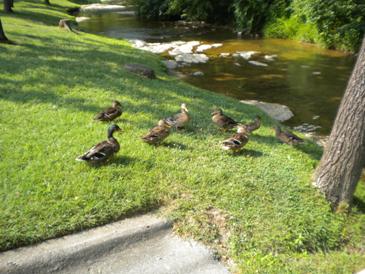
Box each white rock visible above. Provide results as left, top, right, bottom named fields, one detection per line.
left=192, top=71, right=204, bottom=76
left=301, top=65, right=310, bottom=69
left=162, top=60, right=178, bottom=70
left=80, top=4, right=126, bottom=13
left=240, top=100, right=294, bottom=122
left=75, top=17, right=90, bottom=23
left=175, top=53, right=209, bottom=64
left=237, top=51, right=258, bottom=60
left=264, top=54, right=277, bottom=61
left=168, top=41, right=201, bottom=56
left=196, top=44, right=213, bottom=52
left=219, top=53, right=230, bottom=57
left=211, top=43, right=223, bottom=48
left=248, top=60, right=268, bottom=67
left=312, top=71, right=321, bottom=75
left=234, top=62, right=241, bottom=67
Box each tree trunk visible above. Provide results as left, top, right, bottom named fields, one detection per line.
left=45, top=0, right=50, bottom=5
left=4, top=0, right=13, bottom=13
left=0, top=19, right=9, bottom=42
left=314, top=36, right=365, bottom=208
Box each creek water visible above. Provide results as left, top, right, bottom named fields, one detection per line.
left=78, top=9, right=356, bottom=134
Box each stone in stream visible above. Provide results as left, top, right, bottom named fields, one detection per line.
left=162, top=60, right=178, bottom=70
left=240, top=100, right=294, bottom=122
left=80, top=4, right=127, bottom=13
left=192, top=71, right=204, bottom=77
left=264, top=54, right=277, bottom=61
left=174, top=53, right=209, bottom=64
left=236, top=51, right=258, bottom=60
left=168, top=41, right=200, bottom=56
left=312, top=71, right=321, bottom=75
left=76, top=17, right=90, bottom=23
left=195, top=43, right=223, bottom=52
left=124, top=64, right=156, bottom=79
left=219, top=53, right=230, bottom=57
left=248, top=60, right=268, bottom=67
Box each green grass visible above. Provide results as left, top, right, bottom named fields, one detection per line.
left=1, top=1, right=364, bottom=272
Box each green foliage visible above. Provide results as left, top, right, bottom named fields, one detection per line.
left=0, top=0, right=364, bottom=272
left=266, top=0, right=365, bottom=52
left=134, top=0, right=364, bottom=52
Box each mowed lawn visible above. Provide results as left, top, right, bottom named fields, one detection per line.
left=0, top=1, right=364, bottom=273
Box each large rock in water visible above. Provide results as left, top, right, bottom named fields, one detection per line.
left=124, top=63, right=156, bottom=79
left=240, top=100, right=294, bottom=122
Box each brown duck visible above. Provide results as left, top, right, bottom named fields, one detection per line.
left=243, top=115, right=261, bottom=133
left=275, top=126, right=303, bottom=145
left=142, top=119, right=173, bottom=145
left=211, top=108, right=238, bottom=130
left=76, top=124, right=122, bottom=164
left=166, top=103, right=190, bottom=129
left=221, top=125, right=249, bottom=152
left=94, top=100, right=122, bottom=122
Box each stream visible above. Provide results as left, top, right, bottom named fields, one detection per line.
left=78, top=4, right=356, bottom=135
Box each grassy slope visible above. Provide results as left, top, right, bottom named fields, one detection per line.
left=0, top=1, right=364, bottom=272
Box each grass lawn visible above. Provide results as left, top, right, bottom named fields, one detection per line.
left=0, top=1, right=364, bottom=272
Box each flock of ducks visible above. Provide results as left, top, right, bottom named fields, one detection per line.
left=76, top=100, right=304, bottom=164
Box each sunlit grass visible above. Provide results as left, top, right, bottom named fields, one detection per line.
left=0, top=1, right=364, bottom=272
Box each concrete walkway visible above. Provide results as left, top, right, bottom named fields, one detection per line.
left=0, top=214, right=230, bottom=274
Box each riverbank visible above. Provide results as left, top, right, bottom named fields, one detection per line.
left=0, top=1, right=364, bottom=273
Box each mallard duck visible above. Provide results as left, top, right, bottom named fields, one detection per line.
left=211, top=108, right=238, bottom=130
left=94, top=100, right=122, bottom=122
left=221, top=125, right=249, bottom=152
left=142, top=119, right=173, bottom=145
left=76, top=124, right=122, bottom=164
left=243, top=115, right=261, bottom=133
left=275, top=126, right=303, bottom=145
left=166, top=103, right=190, bottom=129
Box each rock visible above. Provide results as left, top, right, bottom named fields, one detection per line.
left=195, top=43, right=222, bottom=52
left=312, top=71, right=321, bottom=75
left=264, top=54, right=277, bottom=61
left=124, top=63, right=156, bottom=79
left=175, top=53, right=209, bottom=64
left=75, top=17, right=90, bottom=23
left=240, top=100, right=294, bottom=122
left=168, top=41, right=200, bottom=56
left=301, top=65, right=310, bottom=69
left=312, top=115, right=320, bottom=120
left=80, top=4, right=127, bottom=13
left=219, top=53, right=230, bottom=57
left=234, top=62, right=241, bottom=67
left=294, top=123, right=321, bottom=133
left=192, top=71, right=204, bottom=77
left=236, top=51, right=258, bottom=60
left=162, top=60, right=178, bottom=70
left=248, top=60, right=268, bottom=67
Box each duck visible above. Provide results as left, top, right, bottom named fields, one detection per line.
left=142, top=119, right=174, bottom=145
left=76, top=124, right=122, bottom=164
left=94, top=100, right=122, bottom=122
left=243, top=115, right=261, bottom=133
left=211, top=108, right=238, bottom=130
left=274, top=126, right=303, bottom=145
left=221, top=125, right=249, bottom=152
left=166, top=103, right=190, bottom=129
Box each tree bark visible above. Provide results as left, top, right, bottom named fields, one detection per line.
left=314, top=36, right=365, bottom=208
left=0, top=19, right=9, bottom=42
left=45, top=0, right=50, bottom=5
left=4, top=0, right=13, bottom=13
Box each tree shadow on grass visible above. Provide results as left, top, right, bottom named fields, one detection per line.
left=113, top=155, right=138, bottom=166
left=295, top=142, right=323, bottom=161
left=227, top=148, right=264, bottom=158
left=353, top=196, right=365, bottom=213
left=251, top=134, right=280, bottom=146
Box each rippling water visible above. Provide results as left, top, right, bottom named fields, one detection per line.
left=79, top=10, right=356, bottom=134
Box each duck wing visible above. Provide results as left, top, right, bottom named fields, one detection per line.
left=94, top=107, right=122, bottom=121
left=76, top=140, right=116, bottom=162
left=142, top=126, right=170, bottom=144
left=245, top=118, right=261, bottom=133
left=222, top=133, right=248, bottom=150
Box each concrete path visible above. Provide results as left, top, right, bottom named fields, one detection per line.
left=0, top=214, right=230, bottom=274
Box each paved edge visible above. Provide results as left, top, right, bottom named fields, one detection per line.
left=0, top=214, right=172, bottom=274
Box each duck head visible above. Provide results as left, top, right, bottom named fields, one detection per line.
left=237, top=125, right=248, bottom=134
left=108, top=124, right=122, bottom=138
left=181, top=103, right=189, bottom=113
left=112, top=100, right=122, bottom=108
